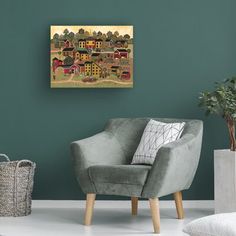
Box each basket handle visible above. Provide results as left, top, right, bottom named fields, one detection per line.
left=14, top=159, right=35, bottom=216
left=16, top=159, right=34, bottom=168
left=0, top=154, right=10, bottom=162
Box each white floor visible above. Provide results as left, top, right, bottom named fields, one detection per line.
left=0, top=201, right=214, bottom=236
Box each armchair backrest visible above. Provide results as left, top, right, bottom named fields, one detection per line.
left=105, top=118, right=201, bottom=164
left=105, top=118, right=148, bottom=164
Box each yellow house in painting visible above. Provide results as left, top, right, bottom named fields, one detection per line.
left=62, top=47, right=74, bottom=57
left=92, top=62, right=102, bottom=76
left=85, top=61, right=92, bottom=75
left=85, top=61, right=101, bottom=77
left=78, top=39, right=86, bottom=48
left=95, top=39, right=103, bottom=48
left=85, top=38, right=96, bottom=49
left=76, top=50, right=90, bottom=61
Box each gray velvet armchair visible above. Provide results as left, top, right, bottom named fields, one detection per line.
left=71, top=118, right=203, bottom=233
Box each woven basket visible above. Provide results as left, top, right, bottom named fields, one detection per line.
left=0, top=154, right=36, bottom=217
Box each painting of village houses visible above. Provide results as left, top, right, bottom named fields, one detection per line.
left=50, top=26, right=133, bottom=88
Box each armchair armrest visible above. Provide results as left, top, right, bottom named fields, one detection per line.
left=142, top=129, right=203, bottom=198
left=71, top=131, right=125, bottom=194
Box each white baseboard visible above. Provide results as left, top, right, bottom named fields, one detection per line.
left=32, top=200, right=214, bottom=209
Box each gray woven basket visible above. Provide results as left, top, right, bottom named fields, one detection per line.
left=0, top=154, right=36, bottom=217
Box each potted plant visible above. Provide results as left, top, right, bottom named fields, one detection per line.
left=199, top=77, right=236, bottom=213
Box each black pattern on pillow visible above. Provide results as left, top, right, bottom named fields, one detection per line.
left=131, top=119, right=185, bottom=165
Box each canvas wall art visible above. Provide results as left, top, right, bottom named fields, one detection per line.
left=50, top=25, right=133, bottom=88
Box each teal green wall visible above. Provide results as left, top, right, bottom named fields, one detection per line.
left=0, top=0, right=236, bottom=200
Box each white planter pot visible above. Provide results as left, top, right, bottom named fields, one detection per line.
left=214, top=149, right=236, bottom=213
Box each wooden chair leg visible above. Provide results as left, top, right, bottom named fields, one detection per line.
left=84, top=193, right=96, bottom=225
left=131, top=197, right=138, bottom=215
left=149, top=198, right=161, bottom=234
left=173, top=191, right=184, bottom=219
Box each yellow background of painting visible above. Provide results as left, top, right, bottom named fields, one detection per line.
left=50, top=25, right=133, bottom=39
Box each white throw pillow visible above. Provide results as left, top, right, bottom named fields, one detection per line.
left=131, top=119, right=185, bottom=165
left=183, top=213, right=236, bottom=236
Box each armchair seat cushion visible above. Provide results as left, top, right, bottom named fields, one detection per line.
left=88, top=164, right=151, bottom=185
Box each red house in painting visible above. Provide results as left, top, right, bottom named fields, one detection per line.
left=78, top=64, right=85, bottom=73
left=62, top=64, right=85, bottom=75
left=52, top=57, right=63, bottom=72
left=64, top=39, right=70, bottom=48
left=62, top=65, right=77, bottom=74
left=62, top=65, right=71, bottom=74
left=121, top=71, right=131, bottom=80
left=114, top=49, right=128, bottom=59
left=69, top=65, right=79, bottom=74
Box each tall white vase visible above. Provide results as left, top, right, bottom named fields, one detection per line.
left=214, top=149, right=236, bottom=213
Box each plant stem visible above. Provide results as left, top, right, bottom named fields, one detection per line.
left=226, top=116, right=236, bottom=151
